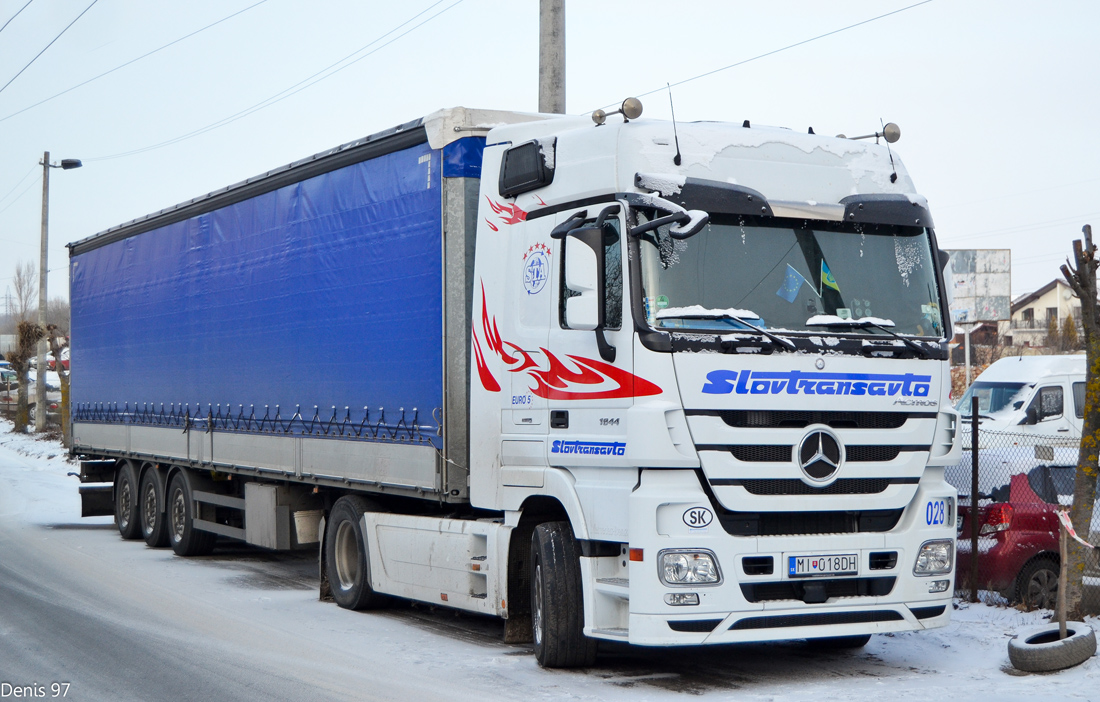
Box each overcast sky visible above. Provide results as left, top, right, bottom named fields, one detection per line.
left=0, top=0, right=1095, bottom=309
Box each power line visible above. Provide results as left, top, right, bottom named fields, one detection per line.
left=942, top=211, right=1100, bottom=243
left=0, top=0, right=98, bottom=97
left=88, top=0, right=464, bottom=162
left=0, top=0, right=270, bottom=124
left=0, top=165, right=38, bottom=209
left=0, top=0, right=34, bottom=37
left=596, top=0, right=933, bottom=111
left=0, top=174, right=41, bottom=217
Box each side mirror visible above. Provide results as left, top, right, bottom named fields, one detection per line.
left=1024, top=406, right=1038, bottom=425
left=564, top=232, right=602, bottom=331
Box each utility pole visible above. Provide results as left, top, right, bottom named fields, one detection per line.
left=36, top=151, right=49, bottom=431
left=538, top=0, right=565, bottom=114
left=36, top=151, right=81, bottom=432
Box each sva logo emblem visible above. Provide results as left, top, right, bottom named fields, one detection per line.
left=683, top=507, right=713, bottom=529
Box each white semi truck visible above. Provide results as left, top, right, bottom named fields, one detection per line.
left=69, top=102, right=960, bottom=667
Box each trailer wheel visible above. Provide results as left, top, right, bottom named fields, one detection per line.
left=324, top=496, right=385, bottom=610
left=167, top=472, right=216, bottom=557
left=139, top=467, right=169, bottom=548
left=530, top=521, right=597, bottom=668
left=114, top=461, right=142, bottom=540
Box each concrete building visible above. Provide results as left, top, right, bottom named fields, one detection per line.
left=1005, top=278, right=1080, bottom=348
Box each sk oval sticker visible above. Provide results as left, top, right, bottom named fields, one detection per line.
left=683, top=507, right=714, bottom=529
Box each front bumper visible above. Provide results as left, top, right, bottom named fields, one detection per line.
left=613, top=469, right=955, bottom=646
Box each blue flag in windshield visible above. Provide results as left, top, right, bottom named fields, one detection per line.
left=776, top=264, right=805, bottom=303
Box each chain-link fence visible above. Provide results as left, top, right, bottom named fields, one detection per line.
left=946, top=428, right=1100, bottom=611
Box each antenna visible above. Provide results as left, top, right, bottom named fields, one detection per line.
left=667, top=83, right=682, bottom=166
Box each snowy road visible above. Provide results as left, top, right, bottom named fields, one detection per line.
left=1, top=424, right=1098, bottom=701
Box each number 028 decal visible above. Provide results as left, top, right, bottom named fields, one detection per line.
left=925, top=499, right=947, bottom=526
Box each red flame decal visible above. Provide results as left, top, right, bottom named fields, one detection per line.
left=474, top=283, right=663, bottom=400
left=486, top=197, right=528, bottom=225
left=484, top=218, right=499, bottom=232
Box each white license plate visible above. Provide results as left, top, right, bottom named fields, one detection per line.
left=788, top=553, right=858, bottom=578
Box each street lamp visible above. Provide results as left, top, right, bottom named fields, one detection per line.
left=36, top=151, right=82, bottom=432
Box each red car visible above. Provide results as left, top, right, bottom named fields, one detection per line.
left=952, top=452, right=1075, bottom=609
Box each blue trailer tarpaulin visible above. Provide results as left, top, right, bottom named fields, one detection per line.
left=70, top=142, right=444, bottom=448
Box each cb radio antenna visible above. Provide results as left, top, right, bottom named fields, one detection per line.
left=667, top=83, right=682, bottom=166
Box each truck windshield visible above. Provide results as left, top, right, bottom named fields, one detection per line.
left=956, top=381, right=1030, bottom=417
left=637, top=212, right=945, bottom=338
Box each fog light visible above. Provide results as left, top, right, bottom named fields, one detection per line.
left=928, top=579, right=950, bottom=593
left=664, top=592, right=700, bottom=606
left=658, top=549, right=721, bottom=585
left=914, top=539, right=953, bottom=576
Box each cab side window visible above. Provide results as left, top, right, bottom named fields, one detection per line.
left=559, top=219, right=622, bottom=330
left=1073, top=382, right=1085, bottom=419
left=1028, top=385, right=1064, bottom=421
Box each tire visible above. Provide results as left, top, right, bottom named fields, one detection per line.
left=1008, top=622, right=1096, bottom=672
left=166, top=472, right=216, bottom=557
left=806, top=634, right=872, bottom=649
left=530, top=521, right=597, bottom=668
left=324, top=496, right=385, bottom=610
left=139, top=466, right=169, bottom=548
left=1016, top=557, right=1059, bottom=611
left=114, top=461, right=142, bottom=540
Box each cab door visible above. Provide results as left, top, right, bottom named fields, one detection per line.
left=544, top=205, right=639, bottom=467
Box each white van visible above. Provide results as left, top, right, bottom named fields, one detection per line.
left=956, top=355, right=1085, bottom=437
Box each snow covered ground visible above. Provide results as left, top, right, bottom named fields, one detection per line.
left=2, top=419, right=1099, bottom=701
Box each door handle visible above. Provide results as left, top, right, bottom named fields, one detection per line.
left=551, top=410, right=569, bottom=429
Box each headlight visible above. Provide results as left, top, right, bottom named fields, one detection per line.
left=658, top=549, right=721, bottom=586
left=914, top=539, right=954, bottom=576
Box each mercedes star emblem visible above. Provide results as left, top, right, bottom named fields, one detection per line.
left=798, top=429, right=843, bottom=482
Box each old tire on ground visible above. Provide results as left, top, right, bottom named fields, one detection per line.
left=530, top=521, right=597, bottom=668
left=806, top=634, right=872, bottom=649
left=324, top=495, right=385, bottom=610
left=1016, top=557, right=1059, bottom=610
left=166, top=472, right=216, bottom=557
left=139, top=466, right=169, bottom=548
left=115, top=461, right=142, bottom=540
left=1008, top=622, right=1096, bottom=672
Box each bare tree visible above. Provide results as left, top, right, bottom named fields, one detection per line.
left=46, top=296, right=69, bottom=335
left=11, top=261, right=36, bottom=321
left=8, top=320, right=43, bottom=433
left=47, top=324, right=70, bottom=445
left=1059, top=223, right=1099, bottom=617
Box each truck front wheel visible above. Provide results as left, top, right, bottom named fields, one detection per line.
left=114, top=461, right=142, bottom=540
left=166, top=472, right=216, bottom=557
left=324, top=496, right=385, bottom=610
left=530, top=521, right=597, bottom=668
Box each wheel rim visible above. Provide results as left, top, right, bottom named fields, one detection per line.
left=1027, top=568, right=1058, bottom=610
left=118, top=477, right=132, bottom=529
left=334, top=521, right=360, bottom=591
left=532, top=562, right=544, bottom=646
left=142, top=481, right=157, bottom=536
left=170, top=488, right=186, bottom=543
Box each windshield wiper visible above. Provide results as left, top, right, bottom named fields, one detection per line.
left=661, top=314, right=796, bottom=351
left=806, top=318, right=931, bottom=358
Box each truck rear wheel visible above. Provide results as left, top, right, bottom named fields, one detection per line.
left=167, top=472, right=216, bottom=557
left=324, top=496, right=385, bottom=610
left=530, top=521, right=597, bottom=668
left=139, top=467, right=169, bottom=547
left=114, top=461, right=142, bottom=540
